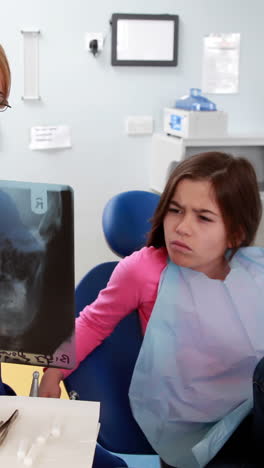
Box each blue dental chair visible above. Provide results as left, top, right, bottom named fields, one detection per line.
left=64, top=190, right=160, bottom=456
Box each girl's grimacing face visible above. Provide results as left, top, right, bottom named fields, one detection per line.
left=163, top=178, right=232, bottom=280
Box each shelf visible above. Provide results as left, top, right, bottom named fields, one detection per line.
left=165, top=134, right=264, bottom=147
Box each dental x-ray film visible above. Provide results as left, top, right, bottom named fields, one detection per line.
left=0, top=180, right=75, bottom=369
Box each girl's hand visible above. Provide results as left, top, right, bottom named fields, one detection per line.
left=38, top=368, right=64, bottom=398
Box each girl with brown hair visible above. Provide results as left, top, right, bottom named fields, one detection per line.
left=40, top=151, right=264, bottom=467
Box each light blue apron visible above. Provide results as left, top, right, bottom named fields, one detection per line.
left=129, top=247, right=264, bottom=468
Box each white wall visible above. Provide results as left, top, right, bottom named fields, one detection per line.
left=1, top=0, right=264, bottom=283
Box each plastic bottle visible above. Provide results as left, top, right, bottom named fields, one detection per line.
left=175, top=88, right=217, bottom=111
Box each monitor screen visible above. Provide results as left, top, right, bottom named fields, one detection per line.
left=0, top=180, right=75, bottom=369
left=111, top=13, right=179, bottom=66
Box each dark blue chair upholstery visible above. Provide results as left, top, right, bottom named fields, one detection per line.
left=102, top=190, right=161, bottom=258
left=0, top=380, right=16, bottom=396
left=64, top=190, right=160, bottom=455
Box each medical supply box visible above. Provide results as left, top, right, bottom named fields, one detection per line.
left=164, top=88, right=228, bottom=138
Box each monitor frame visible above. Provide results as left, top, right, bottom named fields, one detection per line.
left=111, top=13, right=179, bottom=67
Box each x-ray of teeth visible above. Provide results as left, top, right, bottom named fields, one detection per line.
left=0, top=181, right=75, bottom=369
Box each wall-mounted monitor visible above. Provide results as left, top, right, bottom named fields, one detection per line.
left=111, top=13, right=179, bottom=66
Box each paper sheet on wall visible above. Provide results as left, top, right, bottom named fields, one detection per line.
left=29, top=126, right=71, bottom=150
left=202, top=33, right=240, bottom=94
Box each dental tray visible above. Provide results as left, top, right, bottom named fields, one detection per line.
left=0, top=396, right=100, bottom=468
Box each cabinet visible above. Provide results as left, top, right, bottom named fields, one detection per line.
left=150, top=133, right=264, bottom=193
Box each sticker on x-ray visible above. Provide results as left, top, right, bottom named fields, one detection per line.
left=31, top=187, right=48, bottom=214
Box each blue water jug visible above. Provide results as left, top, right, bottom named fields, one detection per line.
left=175, top=88, right=217, bottom=111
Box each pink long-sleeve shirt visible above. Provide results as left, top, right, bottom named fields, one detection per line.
left=62, top=246, right=167, bottom=378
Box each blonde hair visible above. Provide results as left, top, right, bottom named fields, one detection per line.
left=0, top=44, right=11, bottom=99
